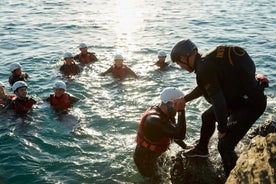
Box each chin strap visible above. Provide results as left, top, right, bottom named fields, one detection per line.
left=165, top=102, right=174, bottom=116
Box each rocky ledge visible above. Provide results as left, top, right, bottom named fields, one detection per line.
left=170, top=118, right=276, bottom=184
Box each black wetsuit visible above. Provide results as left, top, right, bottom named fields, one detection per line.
left=192, top=45, right=267, bottom=176
left=9, top=74, right=27, bottom=86
left=155, top=61, right=169, bottom=70
left=133, top=105, right=186, bottom=180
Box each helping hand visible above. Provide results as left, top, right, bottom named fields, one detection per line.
left=173, top=97, right=186, bottom=111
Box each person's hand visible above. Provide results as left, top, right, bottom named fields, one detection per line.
left=24, top=72, right=29, bottom=79
left=174, top=96, right=185, bottom=111
left=184, top=144, right=194, bottom=149
left=218, top=131, right=226, bottom=139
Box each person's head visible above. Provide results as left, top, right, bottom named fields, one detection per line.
left=171, top=39, right=198, bottom=73
left=10, top=62, right=22, bottom=75
left=158, top=51, right=167, bottom=62
left=0, top=82, right=6, bottom=97
left=53, top=80, right=66, bottom=97
left=114, top=54, right=124, bottom=68
left=160, top=87, right=184, bottom=117
left=63, top=52, right=74, bottom=63
left=12, top=81, right=28, bottom=98
left=79, top=43, right=88, bottom=54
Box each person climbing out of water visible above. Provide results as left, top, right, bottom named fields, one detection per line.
left=170, top=39, right=268, bottom=177
left=100, top=54, right=138, bottom=78
left=0, top=81, right=16, bottom=108
left=5, top=81, right=36, bottom=114
left=155, top=51, right=170, bottom=70
left=45, top=80, right=79, bottom=111
left=133, top=87, right=193, bottom=181
left=60, top=52, right=80, bottom=76
left=8, top=62, right=29, bottom=86
left=74, top=43, right=98, bottom=64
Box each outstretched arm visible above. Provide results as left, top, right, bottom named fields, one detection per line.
left=184, top=86, right=203, bottom=103
left=126, top=67, right=138, bottom=78
left=100, top=67, right=112, bottom=76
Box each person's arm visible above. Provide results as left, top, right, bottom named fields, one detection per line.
left=73, top=54, right=79, bottom=61
left=146, top=110, right=186, bottom=140
left=184, top=86, right=203, bottom=103
left=90, top=52, right=98, bottom=62
left=69, top=95, right=80, bottom=104
left=210, top=90, right=228, bottom=134
left=126, top=67, right=138, bottom=78
left=100, top=67, right=112, bottom=76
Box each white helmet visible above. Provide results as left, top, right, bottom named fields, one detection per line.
left=160, top=87, right=184, bottom=103
left=0, top=81, right=5, bottom=87
left=54, top=81, right=66, bottom=90
left=79, top=43, right=87, bottom=49
left=158, top=51, right=167, bottom=57
left=114, top=54, right=124, bottom=60
left=63, top=52, right=73, bottom=59
left=10, top=62, right=22, bottom=72
left=12, top=81, right=28, bottom=92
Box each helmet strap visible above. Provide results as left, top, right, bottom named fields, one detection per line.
left=165, top=102, right=174, bottom=116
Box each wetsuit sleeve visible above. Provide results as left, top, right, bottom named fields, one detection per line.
left=174, top=139, right=187, bottom=149
left=143, top=110, right=186, bottom=140
left=73, top=54, right=79, bottom=60
left=210, top=90, right=228, bottom=133
left=184, top=86, right=203, bottom=103
left=90, top=52, right=98, bottom=62
left=100, top=67, right=112, bottom=76
left=70, top=95, right=80, bottom=104
left=126, top=67, right=138, bottom=78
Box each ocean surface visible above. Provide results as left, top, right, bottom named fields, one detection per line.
left=0, top=0, right=275, bottom=183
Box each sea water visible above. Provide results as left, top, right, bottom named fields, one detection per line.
left=0, top=0, right=275, bottom=183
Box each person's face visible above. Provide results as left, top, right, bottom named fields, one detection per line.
left=114, top=59, right=123, bottom=67
left=80, top=47, right=88, bottom=54
left=0, top=87, right=6, bottom=97
left=17, top=87, right=27, bottom=98
left=54, top=88, right=65, bottom=97
left=158, top=56, right=166, bottom=62
left=64, top=57, right=73, bottom=64
left=176, top=53, right=196, bottom=73
left=14, top=68, right=22, bottom=75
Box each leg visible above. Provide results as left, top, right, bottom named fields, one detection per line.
left=133, top=145, right=161, bottom=178
left=197, top=106, right=216, bottom=151
left=184, top=106, right=216, bottom=157
left=218, top=98, right=266, bottom=176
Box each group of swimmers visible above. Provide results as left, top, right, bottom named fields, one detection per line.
left=0, top=42, right=171, bottom=114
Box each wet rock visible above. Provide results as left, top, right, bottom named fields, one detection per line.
left=170, top=118, right=276, bottom=184
left=170, top=152, right=224, bottom=184
left=226, top=133, right=276, bottom=184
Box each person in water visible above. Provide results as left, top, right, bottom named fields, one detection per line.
left=60, top=52, right=80, bottom=76
left=100, top=54, right=138, bottom=78
left=155, top=51, right=169, bottom=70
left=5, top=81, right=36, bottom=114
left=170, top=39, right=268, bottom=177
left=0, top=81, right=16, bottom=108
left=133, top=87, right=192, bottom=181
left=45, top=80, right=79, bottom=111
left=74, top=43, right=98, bottom=64
left=8, top=62, right=29, bottom=86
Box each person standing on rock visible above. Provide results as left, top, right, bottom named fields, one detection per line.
left=170, top=39, right=268, bottom=176
left=133, top=87, right=192, bottom=181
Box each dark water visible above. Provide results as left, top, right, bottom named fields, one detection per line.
left=0, top=0, right=275, bottom=183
